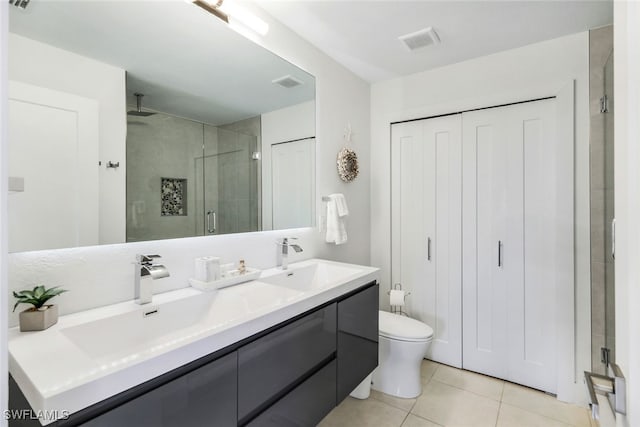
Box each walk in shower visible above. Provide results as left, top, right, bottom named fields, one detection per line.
left=126, top=111, right=260, bottom=242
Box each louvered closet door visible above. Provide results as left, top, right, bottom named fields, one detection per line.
left=391, top=115, right=462, bottom=368
left=462, top=99, right=558, bottom=393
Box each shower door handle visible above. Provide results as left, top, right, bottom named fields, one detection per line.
left=498, top=240, right=503, bottom=267
left=427, top=237, right=432, bottom=261
left=207, top=210, right=216, bottom=234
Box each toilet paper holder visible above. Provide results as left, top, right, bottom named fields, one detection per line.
left=388, top=283, right=411, bottom=316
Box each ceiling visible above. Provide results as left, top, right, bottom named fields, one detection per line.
left=256, top=0, right=613, bottom=83
left=9, top=1, right=314, bottom=125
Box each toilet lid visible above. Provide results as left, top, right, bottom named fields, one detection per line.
left=379, top=311, right=433, bottom=342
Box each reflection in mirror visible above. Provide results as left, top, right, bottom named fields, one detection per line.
left=7, top=1, right=315, bottom=252
left=126, top=108, right=261, bottom=241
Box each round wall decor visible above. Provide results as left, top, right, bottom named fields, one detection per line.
left=337, top=147, right=359, bottom=182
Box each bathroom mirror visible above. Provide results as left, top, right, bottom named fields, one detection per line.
left=7, top=1, right=316, bottom=252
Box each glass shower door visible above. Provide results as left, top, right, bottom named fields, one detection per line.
left=199, top=126, right=259, bottom=236
left=603, top=50, right=615, bottom=365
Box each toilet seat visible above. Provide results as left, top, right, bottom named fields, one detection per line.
left=379, top=311, right=434, bottom=342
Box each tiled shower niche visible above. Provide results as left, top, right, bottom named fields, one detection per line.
left=161, top=178, right=187, bottom=216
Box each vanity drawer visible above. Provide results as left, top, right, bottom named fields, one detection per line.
left=247, top=360, right=336, bottom=427
left=81, top=351, right=237, bottom=427
left=238, top=303, right=337, bottom=423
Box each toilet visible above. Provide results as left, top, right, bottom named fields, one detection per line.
left=371, top=310, right=434, bottom=398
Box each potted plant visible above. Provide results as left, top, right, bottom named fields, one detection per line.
left=13, top=285, right=67, bottom=332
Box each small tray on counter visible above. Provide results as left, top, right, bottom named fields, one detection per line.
left=189, top=267, right=261, bottom=291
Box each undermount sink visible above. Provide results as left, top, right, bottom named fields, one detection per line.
left=61, top=282, right=303, bottom=361
left=259, top=260, right=365, bottom=292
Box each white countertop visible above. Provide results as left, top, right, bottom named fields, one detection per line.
left=8, top=258, right=379, bottom=425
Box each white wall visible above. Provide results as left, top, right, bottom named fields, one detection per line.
left=8, top=33, right=126, bottom=245
left=251, top=4, right=371, bottom=265
left=262, top=100, right=315, bottom=230
left=1, top=2, right=8, bottom=424
left=7, top=228, right=321, bottom=328
left=614, top=1, right=640, bottom=425
left=370, top=32, right=590, bottom=403
left=6, top=3, right=371, bottom=325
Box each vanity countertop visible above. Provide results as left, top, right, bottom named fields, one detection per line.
left=8, top=258, right=379, bottom=425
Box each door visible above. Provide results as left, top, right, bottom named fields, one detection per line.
left=8, top=81, right=99, bottom=252
left=271, top=138, right=315, bottom=230
left=391, top=115, right=462, bottom=368
left=462, top=99, right=558, bottom=393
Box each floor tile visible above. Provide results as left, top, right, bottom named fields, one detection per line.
left=420, top=359, right=440, bottom=383
left=501, top=383, right=591, bottom=427
left=371, top=389, right=417, bottom=412
left=497, top=403, right=574, bottom=427
left=318, top=396, right=408, bottom=427
left=411, top=380, right=500, bottom=427
left=432, top=365, right=504, bottom=401
left=401, top=413, right=442, bottom=427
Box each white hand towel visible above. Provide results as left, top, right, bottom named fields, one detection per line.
left=331, top=193, right=349, bottom=217
left=325, top=193, right=348, bottom=245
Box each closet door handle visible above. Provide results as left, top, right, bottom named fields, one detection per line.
left=427, top=237, right=432, bottom=261
left=612, top=218, right=616, bottom=260
left=498, top=240, right=503, bottom=267
left=207, top=210, right=216, bottom=234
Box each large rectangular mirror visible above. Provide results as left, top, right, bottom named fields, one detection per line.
left=7, top=1, right=316, bottom=252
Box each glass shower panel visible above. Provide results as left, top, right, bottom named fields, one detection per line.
left=202, top=127, right=259, bottom=236
left=603, top=51, right=615, bottom=364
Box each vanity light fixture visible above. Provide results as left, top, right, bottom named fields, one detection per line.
left=9, top=0, right=30, bottom=10
left=190, top=0, right=269, bottom=36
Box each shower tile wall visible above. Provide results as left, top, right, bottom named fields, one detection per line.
left=127, top=112, right=260, bottom=242
left=589, top=25, right=613, bottom=374
left=127, top=114, right=204, bottom=242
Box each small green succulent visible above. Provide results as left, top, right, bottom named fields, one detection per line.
left=13, top=285, right=67, bottom=312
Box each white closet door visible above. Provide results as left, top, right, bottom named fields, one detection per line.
left=391, top=115, right=462, bottom=368
left=507, top=100, right=558, bottom=393
left=461, top=107, right=511, bottom=380
left=462, top=99, right=558, bottom=393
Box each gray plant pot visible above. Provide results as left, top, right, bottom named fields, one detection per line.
left=19, top=305, right=58, bottom=332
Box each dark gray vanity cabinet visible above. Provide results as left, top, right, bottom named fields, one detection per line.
left=10, top=281, right=379, bottom=427
left=247, top=360, right=337, bottom=427
left=80, top=351, right=237, bottom=427
left=238, top=304, right=337, bottom=424
left=337, top=283, right=379, bottom=401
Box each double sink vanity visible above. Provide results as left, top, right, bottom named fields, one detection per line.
left=9, top=259, right=379, bottom=426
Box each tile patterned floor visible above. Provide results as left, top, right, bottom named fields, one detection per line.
left=319, top=360, right=598, bottom=427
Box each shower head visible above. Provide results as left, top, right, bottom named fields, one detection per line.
left=127, top=93, right=156, bottom=117
left=9, top=0, right=30, bottom=10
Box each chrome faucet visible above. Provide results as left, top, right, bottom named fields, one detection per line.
left=277, top=238, right=303, bottom=270
left=134, top=254, right=170, bottom=305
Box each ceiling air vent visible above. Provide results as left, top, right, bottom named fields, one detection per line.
left=272, top=75, right=303, bottom=89
left=398, top=27, right=441, bottom=52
